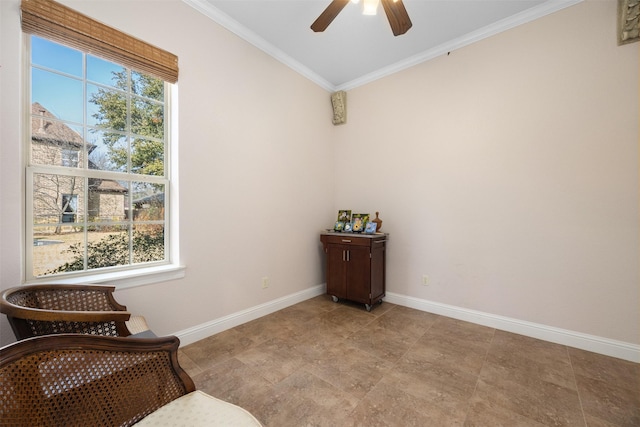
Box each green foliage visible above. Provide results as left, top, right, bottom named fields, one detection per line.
left=48, top=231, right=164, bottom=274
left=89, top=70, right=165, bottom=176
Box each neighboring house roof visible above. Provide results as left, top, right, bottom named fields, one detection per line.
left=134, top=193, right=164, bottom=207
left=90, top=178, right=128, bottom=193
left=32, top=102, right=127, bottom=194
left=31, top=102, right=93, bottom=150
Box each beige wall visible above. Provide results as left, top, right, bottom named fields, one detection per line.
left=0, top=0, right=335, bottom=344
left=1, top=0, right=638, bottom=350
left=334, top=0, right=639, bottom=344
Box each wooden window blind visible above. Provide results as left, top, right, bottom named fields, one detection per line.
left=21, top=0, right=178, bottom=83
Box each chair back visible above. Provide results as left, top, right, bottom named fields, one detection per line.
left=0, top=334, right=194, bottom=427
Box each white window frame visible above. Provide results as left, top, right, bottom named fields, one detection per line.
left=24, top=35, right=184, bottom=289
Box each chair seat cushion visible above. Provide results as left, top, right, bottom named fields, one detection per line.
left=125, top=315, right=151, bottom=335
left=134, top=390, right=262, bottom=426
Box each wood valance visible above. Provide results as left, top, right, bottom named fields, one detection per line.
left=21, top=0, right=179, bottom=83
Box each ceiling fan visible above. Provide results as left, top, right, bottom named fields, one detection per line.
left=311, top=0, right=412, bottom=36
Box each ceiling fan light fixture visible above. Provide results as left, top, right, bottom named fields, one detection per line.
left=311, top=0, right=411, bottom=36
left=363, top=0, right=379, bottom=16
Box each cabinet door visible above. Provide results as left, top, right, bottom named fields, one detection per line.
left=325, top=244, right=347, bottom=299
left=345, top=245, right=371, bottom=303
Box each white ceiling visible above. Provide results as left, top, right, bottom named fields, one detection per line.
left=183, top=0, right=581, bottom=91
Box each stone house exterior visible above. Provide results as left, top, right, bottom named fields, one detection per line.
left=31, top=102, right=127, bottom=229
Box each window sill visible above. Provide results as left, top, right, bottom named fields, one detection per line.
left=26, top=264, right=186, bottom=290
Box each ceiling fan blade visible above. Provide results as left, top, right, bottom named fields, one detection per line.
left=381, top=0, right=412, bottom=36
left=311, top=0, right=350, bottom=32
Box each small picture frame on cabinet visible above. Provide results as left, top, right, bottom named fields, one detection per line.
left=334, top=221, right=345, bottom=232
left=337, top=210, right=351, bottom=223
left=344, top=222, right=353, bottom=232
left=351, top=213, right=369, bottom=232
left=364, top=222, right=377, bottom=234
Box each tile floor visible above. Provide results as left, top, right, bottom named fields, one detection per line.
left=179, top=295, right=639, bottom=426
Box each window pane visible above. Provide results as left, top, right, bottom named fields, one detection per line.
left=131, top=137, right=164, bottom=176
left=87, top=129, right=128, bottom=172
left=133, top=225, right=164, bottom=263
left=33, top=226, right=85, bottom=277
left=32, top=68, right=83, bottom=123
left=88, top=179, right=128, bottom=222
left=86, top=225, right=130, bottom=269
left=133, top=183, right=164, bottom=221
left=132, top=71, right=164, bottom=101
left=87, top=83, right=127, bottom=130
left=87, top=55, right=127, bottom=89
left=31, top=36, right=82, bottom=77
left=132, top=97, right=164, bottom=139
left=31, top=115, right=84, bottom=167
left=33, top=173, right=85, bottom=224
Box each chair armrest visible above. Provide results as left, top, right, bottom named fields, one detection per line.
left=1, top=305, right=132, bottom=322
left=0, top=284, right=145, bottom=339
left=1, top=283, right=128, bottom=311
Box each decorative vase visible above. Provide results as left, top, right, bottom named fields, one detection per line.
left=372, top=211, right=382, bottom=232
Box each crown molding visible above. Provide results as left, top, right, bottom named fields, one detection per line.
left=182, top=0, right=335, bottom=92
left=184, top=0, right=583, bottom=92
left=337, top=0, right=583, bottom=91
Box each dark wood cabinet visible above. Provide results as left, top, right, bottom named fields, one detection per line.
left=320, top=232, right=387, bottom=311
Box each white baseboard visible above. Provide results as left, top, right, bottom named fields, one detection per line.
left=172, top=285, right=639, bottom=363
left=173, top=285, right=325, bottom=347
left=385, top=292, right=640, bottom=363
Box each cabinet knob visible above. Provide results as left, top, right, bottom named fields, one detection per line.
left=341, top=239, right=352, bottom=243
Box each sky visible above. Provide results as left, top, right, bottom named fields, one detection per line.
left=31, top=35, right=125, bottom=125
left=30, top=35, right=166, bottom=177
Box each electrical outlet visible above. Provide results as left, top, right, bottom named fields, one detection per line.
left=422, top=275, right=429, bottom=286
left=262, top=277, right=270, bottom=289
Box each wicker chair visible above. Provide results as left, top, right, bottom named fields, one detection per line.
left=0, top=284, right=151, bottom=340
left=0, top=334, right=263, bottom=426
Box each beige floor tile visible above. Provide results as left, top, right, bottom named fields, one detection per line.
left=349, top=378, right=469, bottom=426
left=235, top=335, right=310, bottom=384
left=347, top=325, right=418, bottom=362
left=180, top=327, right=256, bottom=371
left=304, top=341, right=394, bottom=398
left=568, top=347, right=640, bottom=394
left=472, top=377, right=584, bottom=426
left=191, top=357, right=272, bottom=417
left=574, top=373, right=640, bottom=427
left=179, top=296, right=637, bottom=427
left=464, top=398, right=548, bottom=426
left=254, top=370, right=360, bottom=427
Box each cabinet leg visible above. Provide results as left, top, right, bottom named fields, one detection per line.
left=331, top=295, right=339, bottom=303
left=365, top=304, right=372, bottom=312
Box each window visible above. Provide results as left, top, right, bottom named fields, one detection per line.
left=22, top=0, right=179, bottom=283
left=26, top=35, right=171, bottom=279
left=61, top=149, right=79, bottom=167
left=61, top=194, right=77, bottom=223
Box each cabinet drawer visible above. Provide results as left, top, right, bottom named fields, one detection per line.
left=321, top=234, right=385, bottom=247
